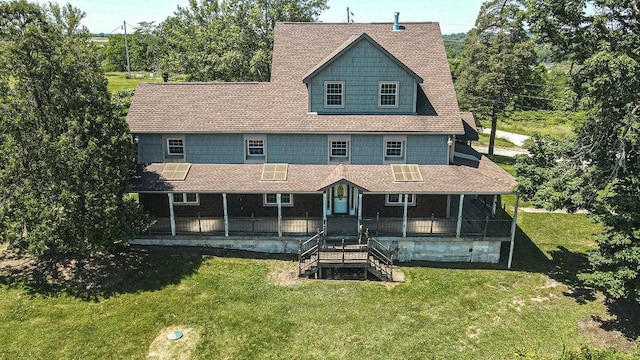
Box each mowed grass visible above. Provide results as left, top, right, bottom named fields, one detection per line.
left=477, top=132, right=521, bottom=148
left=2, top=211, right=638, bottom=359
left=105, top=72, right=163, bottom=92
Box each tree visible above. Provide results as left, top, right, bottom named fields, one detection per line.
left=156, top=0, right=327, bottom=82
left=525, top=0, right=640, bottom=298
left=103, top=22, right=158, bottom=72
left=454, top=0, right=540, bottom=159
left=0, top=1, right=150, bottom=255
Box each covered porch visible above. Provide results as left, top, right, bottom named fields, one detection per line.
left=144, top=193, right=515, bottom=240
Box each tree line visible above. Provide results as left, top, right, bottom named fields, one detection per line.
left=101, top=0, right=327, bottom=82
left=454, top=0, right=640, bottom=300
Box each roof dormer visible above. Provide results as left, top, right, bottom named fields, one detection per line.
left=303, top=33, right=423, bottom=115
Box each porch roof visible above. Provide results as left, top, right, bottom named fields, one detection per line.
left=133, top=156, right=515, bottom=195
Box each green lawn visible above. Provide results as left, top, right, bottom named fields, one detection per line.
left=1, top=210, right=638, bottom=359
left=479, top=119, right=575, bottom=140
left=105, top=72, right=163, bottom=93
left=477, top=132, right=521, bottom=148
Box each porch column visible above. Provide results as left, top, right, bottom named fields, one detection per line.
left=508, top=194, right=520, bottom=269
left=456, top=194, right=465, bottom=238
left=277, top=193, right=282, bottom=237
left=402, top=194, right=408, bottom=238
left=168, top=193, right=176, bottom=236
left=322, top=191, right=327, bottom=234
left=357, top=193, right=363, bottom=233
left=492, top=194, right=498, bottom=216
left=222, top=193, right=229, bottom=237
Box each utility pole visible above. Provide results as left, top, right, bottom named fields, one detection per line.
left=123, top=21, right=131, bottom=78
left=347, top=7, right=354, bottom=23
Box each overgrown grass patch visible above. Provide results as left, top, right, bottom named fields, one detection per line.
left=1, top=213, right=637, bottom=359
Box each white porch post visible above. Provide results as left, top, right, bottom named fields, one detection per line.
left=508, top=194, right=520, bottom=269
left=492, top=194, right=498, bottom=216
left=168, top=193, right=176, bottom=236
left=357, top=193, right=363, bottom=233
left=353, top=187, right=359, bottom=216
left=277, top=193, right=282, bottom=237
left=402, top=194, right=408, bottom=238
left=456, top=194, right=465, bottom=238
left=222, top=193, right=229, bottom=237
left=322, top=191, right=328, bottom=234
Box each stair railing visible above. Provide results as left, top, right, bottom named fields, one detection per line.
left=366, top=233, right=394, bottom=281
left=299, top=228, right=323, bottom=275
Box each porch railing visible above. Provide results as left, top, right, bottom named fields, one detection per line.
left=361, top=214, right=512, bottom=238
left=148, top=214, right=322, bottom=236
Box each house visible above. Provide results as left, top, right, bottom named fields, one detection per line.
left=127, top=16, right=519, bottom=271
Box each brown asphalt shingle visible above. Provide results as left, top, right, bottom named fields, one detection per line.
left=132, top=157, right=516, bottom=195
left=127, top=22, right=465, bottom=135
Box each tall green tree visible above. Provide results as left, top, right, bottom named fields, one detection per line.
left=103, top=22, right=158, bottom=72
left=0, top=1, right=149, bottom=255
left=525, top=0, right=640, bottom=298
left=156, top=0, right=327, bottom=82
left=454, top=0, right=540, bottom=159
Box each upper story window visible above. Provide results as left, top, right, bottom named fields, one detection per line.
left=325, top=81, right=345, bottom=108
left=244, top=135, right=266, bottom=163
left=383, top=135, right=406, bottom=163
left=166, top=137, right=185, bottom=158
left=328, top=135, right=350, bottom=163
left=379, top=81, right=399, bottom=108
left=386, top=193, right=415, bottom=206
left=173, top=193, right=199, bottom=205
left=263, top=193, right=293, bottom=207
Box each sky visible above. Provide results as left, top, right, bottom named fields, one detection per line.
left=44, top=0, right=485, bottom=35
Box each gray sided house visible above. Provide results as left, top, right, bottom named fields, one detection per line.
left=127, top=19, right=519, bottom=277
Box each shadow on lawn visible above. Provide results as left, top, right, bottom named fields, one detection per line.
left=0, top=245, right=204, bottom=302
left=511, top=226, right=596, bottom=303
left=511, top=225, right=640, bottom=341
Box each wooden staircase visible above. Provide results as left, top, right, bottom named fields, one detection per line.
left=298, top=230, right=394, bottom=281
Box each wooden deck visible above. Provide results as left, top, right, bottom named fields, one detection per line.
left=299, top=237, right=394, bottom=281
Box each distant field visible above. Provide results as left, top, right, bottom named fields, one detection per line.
left=91, top=37, right=109, bottom=43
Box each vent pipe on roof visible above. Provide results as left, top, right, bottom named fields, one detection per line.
left=393, top=12, right=400, bottom=30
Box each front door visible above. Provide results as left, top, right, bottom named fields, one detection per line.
left=333, top=184, right=348, bottom=214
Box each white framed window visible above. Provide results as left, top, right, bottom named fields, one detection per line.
left=379, top=81, right=399, bottom=108
left=325, top=81, right=345, bottom=108
left=244, top=135, right=266, bottom=163
left=172, top=193, right=199, bottom=205
left=328, top=135, right=350, bottom=163
left=263, top=193, right=293, bottom=207
left=383, top=135, right=406, bottom=163
left=166, top=138, right=184, bottom=157
left=385, top=194, right=416, bottom=206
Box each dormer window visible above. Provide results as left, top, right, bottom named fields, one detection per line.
left=379, top=81, right=399, bottom=108
left=325, top=81, right=345, bottom=108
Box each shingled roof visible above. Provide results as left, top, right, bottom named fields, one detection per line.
left=132, top=157, right=516, bottom=195
left=127, top=22, right=465, bottom=135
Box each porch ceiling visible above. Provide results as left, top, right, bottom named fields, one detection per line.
left=132, top=156, right=516, bottom=195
